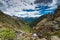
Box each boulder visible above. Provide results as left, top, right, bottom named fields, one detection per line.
left=51, top=36, right=60, bottom=40
left=40, top=38, right=47, bottom=40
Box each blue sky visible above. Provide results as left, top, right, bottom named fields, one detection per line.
left=0, top=0, right=60, bottom=18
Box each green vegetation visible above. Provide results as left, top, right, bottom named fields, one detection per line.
left=44, top=30, right=60, bottom=40
left=0, top=5, right=60, bottom=40
left=45, top=32, right=52, bottom=40
left=0, top=10, right=32, bottom=33
left=0, top=27, right=16, bottom=40
left=20, top=25, right=32, bottom=33
left=53, top=30, right=60, bottom=37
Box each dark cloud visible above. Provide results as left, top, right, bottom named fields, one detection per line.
left=0, top=2, right=4, bottom=7
left=57, top=0, right=60, bottom=5
left=34, top=0, right=52, bottom=4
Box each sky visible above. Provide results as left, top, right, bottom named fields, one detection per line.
left=0, top=0, right=60, bottom=18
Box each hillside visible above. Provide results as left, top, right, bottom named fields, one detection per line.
left=32, top=5, right=60, bottom=40
left=0, top=10, right=31, bottom=33
left=0, top=5, right=60, bottom=40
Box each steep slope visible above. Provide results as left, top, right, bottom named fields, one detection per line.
left=32, top=5, right=60, bottom=39
left=0, top=10, right=31, bottom=33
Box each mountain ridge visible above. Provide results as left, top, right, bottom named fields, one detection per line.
left=32, top=5, right=60, bottom=39
left=0, top=10, right=32, bottom=33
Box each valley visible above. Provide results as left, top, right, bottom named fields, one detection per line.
left=0, top=5, right=60, bottom=40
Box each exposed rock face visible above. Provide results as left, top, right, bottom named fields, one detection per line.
left=32, top=5, right=60, bottom=39
left=36, top=25, right=55, bottom=38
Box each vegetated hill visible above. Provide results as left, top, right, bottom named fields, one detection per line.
left=20, top=16, right=45, bottom=28
left=32, top=5, right=60, bottom=39
left=28, top=15, right=46, bottom=28
left=0, top=10, right=31, bottom=33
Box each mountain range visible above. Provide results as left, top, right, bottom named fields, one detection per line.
left=0, top=5, right=60, bottom=40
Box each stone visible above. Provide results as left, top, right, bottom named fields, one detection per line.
left=30, top=37, right=33, bottom=40
left=51, top=36, right=60, bottom=40
left=56, top=17, right=60, bottom=22
left=53, top=21, right=58, bottom=24
left=33, top=33, right=38, bottom=37
left=53, top=24, right=59, bottom=29
left=36, top=39, right=41, bottom=40
left=15, top=30, right=22, bottom=35
left=40, top=38, right=47, bottom=40
left=22, top=33, right=27, bottom=36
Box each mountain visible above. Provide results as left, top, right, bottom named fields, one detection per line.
left=32, top=5, right=60, bottom=39
left=0, top=10, right=22, bottom=28
left=0, top=10, right=31, bottom=33
left=0, top=5, right=60, bottom=40
left=19, top=17, right=37, bottom=23
left=0, top=10, right=45, bottom=33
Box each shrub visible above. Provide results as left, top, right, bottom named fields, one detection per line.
left=0, top=27, right=16, bottom=40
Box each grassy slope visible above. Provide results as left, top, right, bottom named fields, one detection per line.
left=0, top=11, right=31, bottom=33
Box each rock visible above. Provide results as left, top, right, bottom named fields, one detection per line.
left=56, top=17, right=60, bottom=22
left=51, top=36, right=60, bottom=40
left=36, top=25, right=56, bottom=38
left=40, top=38, right=47, bottom=40
left=33, top=33, right=38, bottom=37
left=36, top=39, right=41, bottom=40
left=15, top=30, right=22, bottom=35
left=30, top=37, right=33, bottom=40
left=22, top=33, right=27, bottom=37
left=53, top=21, right=58, bottom=24
left=53, top=24, right=59, bottom=29
left=22, top=37, right=30, bottom=40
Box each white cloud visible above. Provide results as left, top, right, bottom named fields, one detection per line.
left=44, top=0, right=58, bottom=12
left=0, top=0, right=60, bottom=18
left=3, top=10, right=41, bottom=18
left=0, top=0, right=40, bottom=18
left=50, top=0, right=57, bottom=6
left=45, top=5, right=57, bottom=10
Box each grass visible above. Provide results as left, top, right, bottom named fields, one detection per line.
left=0, top=12, right=32, bottom=33
left=0, top=27, right=16, bottom=40
left=44, top=30, right=60, bottom=40
left=53, top=30, right=60, bottom=37
left=20, top=25, right=32, bottom=33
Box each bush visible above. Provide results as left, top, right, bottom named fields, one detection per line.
left=0, top=27, right=16, bottom=40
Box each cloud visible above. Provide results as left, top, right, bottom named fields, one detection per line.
left=34, top=0, right=52, bottom=4
left=45, top=5, right=57, bottom=10
left=50, top=0, right=57, bottom=6
left=3, top=10, right=41, bottom=17
left=0, top=0, right=40, bottom=18
left=0, top=0, right=60, bottom=18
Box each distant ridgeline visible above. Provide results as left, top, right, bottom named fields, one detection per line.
left=17, top=5, right=60, bottom=28
left=0, top=5, right=60, bottom=34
